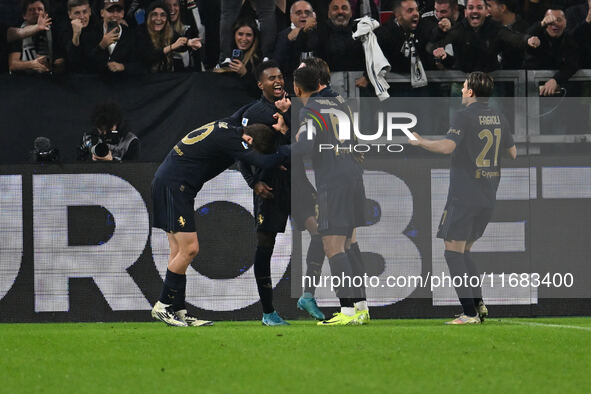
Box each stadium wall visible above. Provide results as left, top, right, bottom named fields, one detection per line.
left=1, top=158, right=590, bottom=323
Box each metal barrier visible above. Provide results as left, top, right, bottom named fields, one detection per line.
left=329, top=69, right=591, bottom=154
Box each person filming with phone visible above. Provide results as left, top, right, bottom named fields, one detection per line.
left=89, top=0, right=137, bottom=73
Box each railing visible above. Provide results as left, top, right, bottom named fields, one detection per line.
left=329, top=69, right=591, bottom=154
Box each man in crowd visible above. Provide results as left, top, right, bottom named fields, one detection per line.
left=8, top=0, right=65, bottom=74
left=421, top=0, right=463, bottom=43
left=61, top=0, right=100, bottom=73
left=487, top=0, right=529, bottom=69
left=316, top=0, right=364, bottom=72
left=432, top=0, right=528, bottom=72
left=525, top=7, right=581, bottom=96
left=89, top=0, right=137, bottom=74
left=274, top=1, right=319, bottom=91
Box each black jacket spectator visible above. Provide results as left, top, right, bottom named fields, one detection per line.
left=567, top=2, right=591, bottom=68
left=436, top=18, right=527, bottom=72
left=375, top=17, right=434, bottom=73
left=524, top=22, right=580, bottom=86
left=89, top=24, right=138, bottom=73
left=316, top=20, right=364, bottom=71
left=59, top=18, right=102, bottom=73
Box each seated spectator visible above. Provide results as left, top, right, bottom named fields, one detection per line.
left=61, top=0, right=101, bottom=73
left=487, top=0, right=529, bottom=69
left=525, top=7, right=581, bottom=96
left=136, top=1, right=201, bottom=72
left=375, top=0, right=434, bottom=73
left=316, top=0, right=364, bottom=71
left=1, top=11, right=52, bottom=73
left=420, top=0, right=463, bottom=43
left=214, top=18, right=261, bottom=89
left=432, top=0, right=528, bottom=72
left=567, top=0, right=591, bottom=68
left=88, top=0, right=138, bottom=74
left=165, top=0, right=202, bottom=71
left=274, top=1, right=319, bottom=89
left=8, top=0, right=65, bottom=74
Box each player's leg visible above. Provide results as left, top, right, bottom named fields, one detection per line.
left=297, top=215, right=326, bottom=320
left=346, top=229, right=369, bottom=324
left=317, top=234, right=359, bottom=325
left=464, top=241, right=487, bottom=321
left=255, top=231, right=288, bottom=326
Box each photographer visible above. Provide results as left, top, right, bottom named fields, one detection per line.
left=79, top=101, right=140, bottom=161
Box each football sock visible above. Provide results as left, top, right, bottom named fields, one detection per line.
left=340, top=307, right=355, bottom=316
left=444, top=250, right=477, bottom=317
left=172, top=272, right=187, bottom=312
left=347, top=242, right=367, bottom=300
left=159, top=269, right=185, bottom=308
left=254, top=245, right=275, bottom=314
left=328, top=252, right=355, bottom=299
left=304, top=235, right=325, bottom=295
left=464, top=250, right=483, bottom=306
left=354, top=300, right=369, bottom=311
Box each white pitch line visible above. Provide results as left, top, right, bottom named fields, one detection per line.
left=498, top=319, right=591, bottom=332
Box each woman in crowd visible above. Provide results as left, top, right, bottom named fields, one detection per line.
left=214, top=18, right=261, bottom=92
left=136, top=1, right=201, bottom=73
left=165, top=0, right=202, bottom=71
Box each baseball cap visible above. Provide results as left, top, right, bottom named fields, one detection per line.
left=103, top=0, right=124, bottom=10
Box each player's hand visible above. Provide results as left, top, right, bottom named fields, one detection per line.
left=100, top=29, right=119, bottom=48
left=187, top=38, right=202, bottom=50
left=254, top=181, right=274, bottom=199
left=31, top=56, right=50, bottom=73
left=36, top=12, right=52, bottom=32
left=92, top=151, right=113, bottom=161
left=541, top=13, right=557, bottom=28
left=272, top=113, right=288, bottom=134
left=107, top=61, right=125, bottom=72
left=586, top=0, right=591, bottom=23
left=408, top=132, right=422, bottom=146
left=539, top=78, right=559, bottom=96
left=527, top=36, right=540, bottom=48
left=275, top=93, right=291, bottom=113
left=433, top=47, right=447, bottom=60
left=355, top=76, right=369, bottom=88
left=438, top=18, right=451, bottom=32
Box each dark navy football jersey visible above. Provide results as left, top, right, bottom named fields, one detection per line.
left=293, top=92, right=363, bottom=189
left=154, top=120, right=289, bottom=196
left=445, top=102, right=515, bottom=207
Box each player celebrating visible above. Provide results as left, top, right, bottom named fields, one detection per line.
left=151, top=119, right=290, bottom=327
left=292, top=66, right=370, bottom=326
left=231, top=60, right=326, bottom=325
left=409, top=72, right=517, bottom=324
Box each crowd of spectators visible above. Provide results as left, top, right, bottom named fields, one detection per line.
left=1, top=0, right=590, bottom=95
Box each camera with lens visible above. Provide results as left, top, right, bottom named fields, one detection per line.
left=78, top=129, right=120, bottom=160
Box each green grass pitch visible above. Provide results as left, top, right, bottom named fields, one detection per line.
left=2, top=317, right=590, bottom=393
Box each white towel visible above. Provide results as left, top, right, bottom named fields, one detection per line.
left=352, top=16, right=391, bottom=101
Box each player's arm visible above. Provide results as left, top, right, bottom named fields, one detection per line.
left=237, top=160, right=258, bottom=188
left=408, top=132, right=456, bottom=154
left=235, top=145, right=291, bottom=169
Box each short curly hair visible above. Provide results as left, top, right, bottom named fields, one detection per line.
left=91, top=101, right=123, bottom=132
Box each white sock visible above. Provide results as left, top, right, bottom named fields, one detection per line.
left=354, top=300, right=368, bottom=311
left=341, top=307, right=355, bottom=316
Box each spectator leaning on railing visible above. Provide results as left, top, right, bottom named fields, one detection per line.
left=60, top=0, right=100, bottom=73
left=136, top=0, right=201, bottom=72
left=8, top=0, right=65, bottom=74
left=525, top=6, right=581, bottom=96
left=486, top=0, right=529, bottom=69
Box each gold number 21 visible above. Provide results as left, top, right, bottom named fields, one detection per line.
left=476, top=128, right=501, bottom=167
